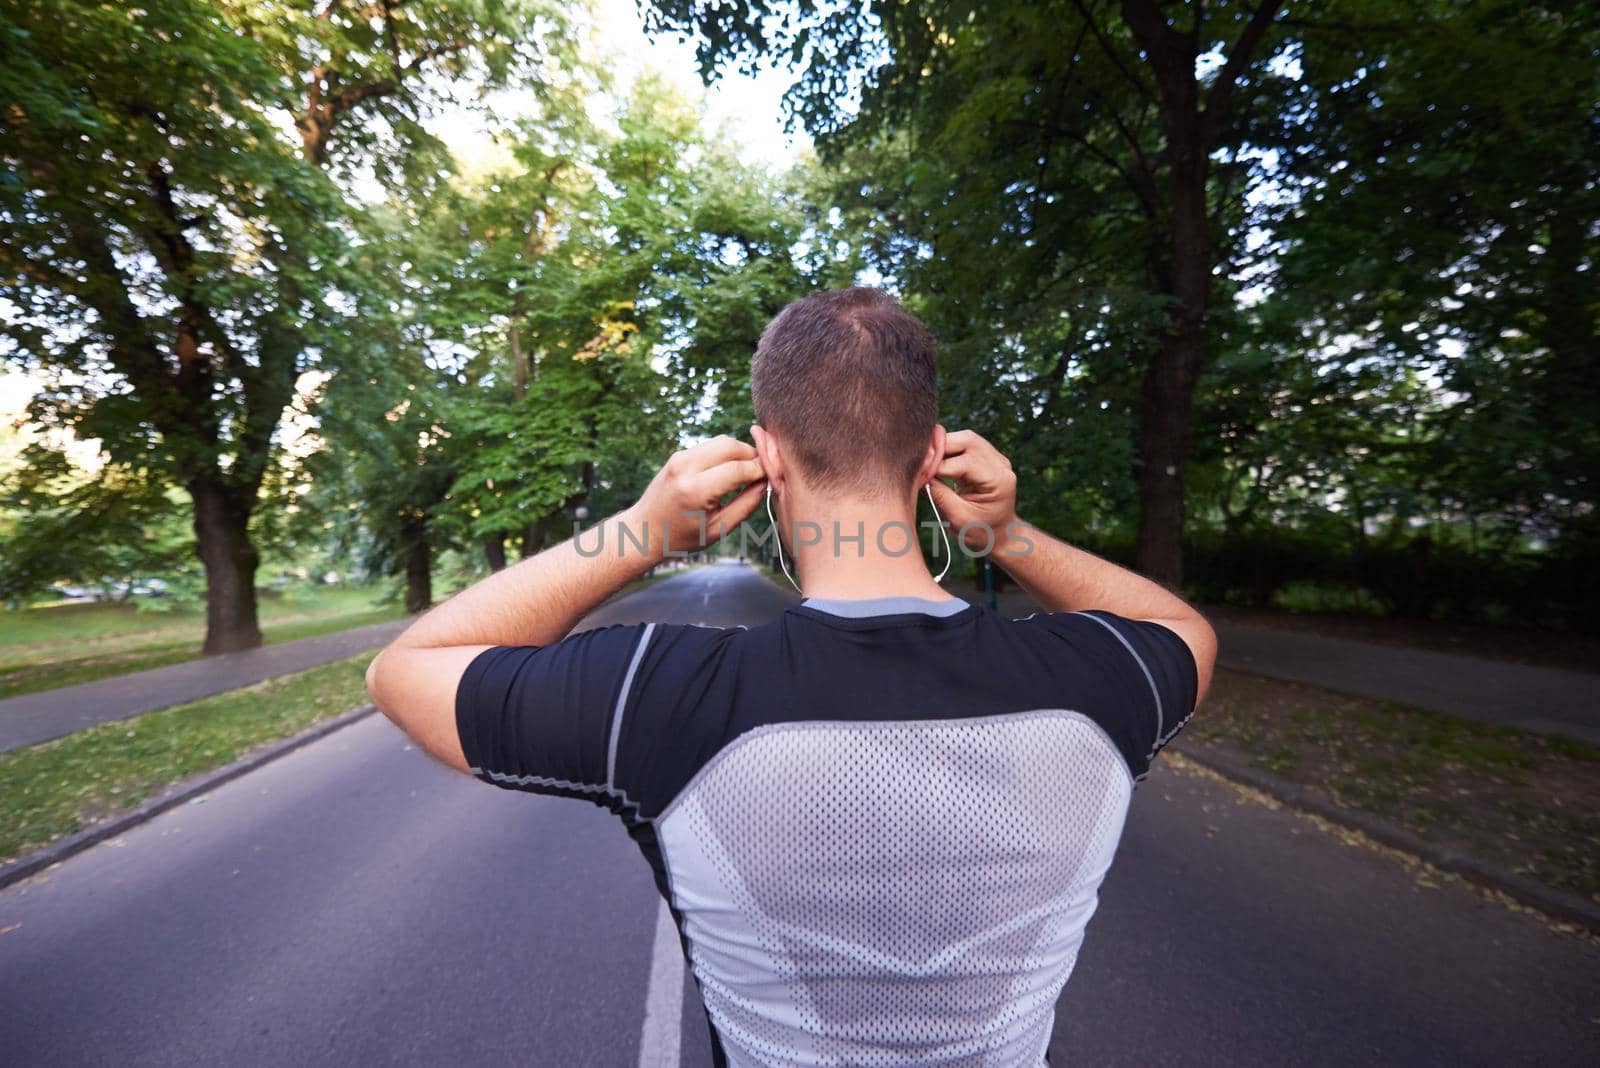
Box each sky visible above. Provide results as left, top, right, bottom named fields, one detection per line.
left=0, top=373, right=29, bottom=421
left=435, top=0, right=812, bottom=173
left=591, top=0, right=811, bottom=170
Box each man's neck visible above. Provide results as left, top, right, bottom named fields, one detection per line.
left=786, top=494, right=954, bottom=601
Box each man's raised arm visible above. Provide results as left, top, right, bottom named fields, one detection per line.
left=927, top=428, right=1217, bottom=707
left=364, top=436, right=767, bottom=771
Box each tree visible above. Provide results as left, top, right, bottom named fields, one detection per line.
left=1264, top=0, right=1599, bottom=548
left=1, top=0, right=561, bottom=650
left=288, top=200, right=462, bottom=614
left=644, top=0, right=1291, bottom=586
left=0, top=458, right=196, bottom=606
left=419, top=75, right=839, bottom=573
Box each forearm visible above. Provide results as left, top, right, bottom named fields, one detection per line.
left=996, top=521, right=1199, bottom=622
left=390, top=508, right=660, bottom=651
left=363, top=437, right=764, bottom=773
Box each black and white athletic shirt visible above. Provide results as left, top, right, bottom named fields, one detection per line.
left=456, top=595, right=1198, bottom=1067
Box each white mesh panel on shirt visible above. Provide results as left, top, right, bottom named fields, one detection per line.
left=655, top=711, right=1133, bottom=1068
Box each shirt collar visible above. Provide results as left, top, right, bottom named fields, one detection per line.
left=799, top=595, right=969, bottom=619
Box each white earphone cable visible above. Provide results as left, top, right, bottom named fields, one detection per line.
left=766, top=483, right=802, bottom=593
left=925, top=483, right=953, bottom=584
left=765, top=482, right=954, bottom=593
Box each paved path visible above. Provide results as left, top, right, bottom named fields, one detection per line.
left=0, top=618, right=409, bottom=754
left=1211, top=619, right=1600, bottom=743
left=3, top=563, right=1597, bottom=1065
left=955, top=586, right=1600, bottom=743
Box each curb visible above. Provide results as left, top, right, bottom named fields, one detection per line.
left=1175, top=743, right=1600, bottom=934
left=0, top=704, right=378, bottom=892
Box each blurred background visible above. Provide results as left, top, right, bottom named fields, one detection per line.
left=3, top=0, right=1596, bottom=656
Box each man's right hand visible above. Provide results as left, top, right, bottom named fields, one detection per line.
left=626, top=435, right=768, bottom=561
left=926, top=427, right=1027, bottom=555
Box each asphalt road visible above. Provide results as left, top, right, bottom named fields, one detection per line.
left=3, top=562, right=1596, bottom=1066
left=0, top=618, right=411, bottom=754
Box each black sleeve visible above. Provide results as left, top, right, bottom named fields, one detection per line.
left=607, top=623, right=743, bottom=821
left=453, top=624, right=651, bottom=807
left=1025, top=609, right=1199, bottom=779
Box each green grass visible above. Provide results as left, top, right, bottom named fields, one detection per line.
left=0, top=585, right=393, bottom=646
left=0, top=651, right=376, bottom=865
left=1181, top=669, right=1600, bottom=902
left=0, top=587, right=402, bottom=700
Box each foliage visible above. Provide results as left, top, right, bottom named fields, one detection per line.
left=0, top=0, right=342, bottom=494
left=0, top=0, right=566, bottom=648
left=1257, top=0, right=1599, bottom=547
left=0, top=456, right=196, bottom=606
left=337, top=72, right=841, bottom=579
left=2, top=0, right=1595, bottom=637
left=284, top=201, right=460, bottom=608
left=645, top=0, right=1598, bottom=617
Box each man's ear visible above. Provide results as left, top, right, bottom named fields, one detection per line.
left=750, top=424, right=786, bottom=494
left=917, top=423, right=948, bottom=488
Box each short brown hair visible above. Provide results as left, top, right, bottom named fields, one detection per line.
left=751, top=287, right=938, bottom=496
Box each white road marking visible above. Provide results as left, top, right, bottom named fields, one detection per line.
left=637, top=899, right=684, bottom=1068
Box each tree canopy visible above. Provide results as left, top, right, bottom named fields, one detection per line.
left=3, top=0, right=1595, bottom=639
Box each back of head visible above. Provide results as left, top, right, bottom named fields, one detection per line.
left=751, top=287, right=938, bottom=498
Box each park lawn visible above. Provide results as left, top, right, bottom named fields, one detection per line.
left=0, top=587, right=402, bottom=701
left=0, top=652, right=375, bottom=866
left=1175, top=669, right=1600, bottom=905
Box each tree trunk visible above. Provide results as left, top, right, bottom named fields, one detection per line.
left=1132, top=346, right=1197, bottom=588
left=403, top=529, right=432, bottom=614
left=1133, top=164, right=1210, bottom=588
left=1120, top=0, right=1283, bottom=588
left=521, top=517, right=551, bottom=560
left=190, top=475, right=263, bottom=654
left=483, top=535, right=507, bottom=572
left=510, top=294, right=530, bottom=400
